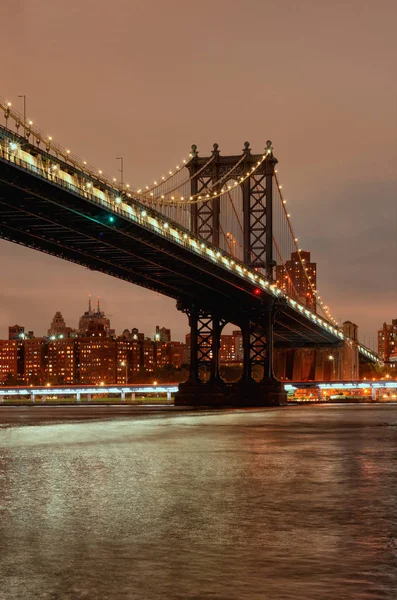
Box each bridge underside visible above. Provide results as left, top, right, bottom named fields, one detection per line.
left=0, top=160, right=339, bottom=349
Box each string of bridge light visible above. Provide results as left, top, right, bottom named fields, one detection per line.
left=137, top=155, right=247, bottom=204
left=274, top=172, right=338, bottom=326
left=137, top=151, right=216, bottom=196
left=138, top=154, right=216, bottom=201
left=133, top=151, right=270, bottom=205
left=1, top=99, right=207, bottom=212
left=1, top=97, right=271, bottom=209
left=1, top=97, right=135, bottom=192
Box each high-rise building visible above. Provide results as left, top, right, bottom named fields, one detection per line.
left=219, top=334, right=237, bottom=363
left=0, top=340, right=22, bottom=383
left=45, top=339, right=77, bottom=384
left=275, top=250, right=317, bottom=312
left=142, top=339, right=155, bottom=372
left=78, top=297, right=112, bottom=337
left=378, top=319, right=397, bottom=369
left=116, top=339, right=141, bottom=383
left=156, top=342, right=171, bottom=369
left=48, top=311, right=75, bottom=338
left=24, top=339, right=46, bottom=384
left=78, top=338, right=117, bottom=384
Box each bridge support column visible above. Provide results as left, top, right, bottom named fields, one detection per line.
left=167, top=390, right=172, bottom=403
left=87, top=393, right=91, bottom=403
left=42, top=395, right=47, bottom=404
left=175, top=301, right=286, bottom=407
left=131, top=392, right=136, bottom=402
left=227, top=304, right=287, bottom=406
left=0, top=395, right=3, bottom=404
left=121, top=390, right=125, bottom=403
left=76, top=392, right=81, bottom=404
left=31, top=393, right=35, bottom=404
left=175, top=303, right=226, bottom=406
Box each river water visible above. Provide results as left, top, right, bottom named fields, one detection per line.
left=0, top=404, right=396, bottom=599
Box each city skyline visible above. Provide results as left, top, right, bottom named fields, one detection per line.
left=3, top=295, right=187, bottom=343
left=1, top=1, right=396, bottom=347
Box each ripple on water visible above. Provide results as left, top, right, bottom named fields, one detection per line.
left=0, top=404, right=396, bottom=599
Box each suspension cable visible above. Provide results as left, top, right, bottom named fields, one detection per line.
left=274, top=172, right=337, bottom=325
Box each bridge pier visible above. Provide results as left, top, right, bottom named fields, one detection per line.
left=175, top=301, right=287, bottom=407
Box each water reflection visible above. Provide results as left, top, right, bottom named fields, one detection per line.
left=1, top=405, right=397, bottom=599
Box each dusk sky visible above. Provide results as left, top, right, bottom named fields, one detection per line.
left=1, top=0, right=396, bottom=347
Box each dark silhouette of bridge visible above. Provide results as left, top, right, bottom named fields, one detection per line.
left=0, top=97, right=377, bottom=406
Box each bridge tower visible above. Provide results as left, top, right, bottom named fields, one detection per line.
left=188, top=141, right=277, bottom=279
left=175, top=143, right=286, bottom=407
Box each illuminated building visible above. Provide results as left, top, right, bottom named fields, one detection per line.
left=0, top=302, right=188, bottom=384
left=275, top=250, right=317, bottom=312
left=0, top=340, right=21, bottom=382
left=219, top=334, right=237, bottom=363
left=24, top=338, right=45, bottom=383
left=378, top=319, right=397, bottom=370
left=45, top=338, right=77, bottom=384
left=78, top=338, right=117, bottom=384
left=156, top=341, right=171, bottom=369
left=116, top=339, right=141, bottom=383
left=142, top=339, right=155, bottom=371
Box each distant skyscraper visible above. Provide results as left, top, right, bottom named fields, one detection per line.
left=275, top=250, right=317, bottom=312
left=378, top=319, right=397, bottom=369
left=78, top=296, right=112, bottom=337
left=48, top=311, right=74, bottom=338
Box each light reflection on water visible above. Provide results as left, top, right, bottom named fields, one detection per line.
left=1, top=405, right=397, bottom=599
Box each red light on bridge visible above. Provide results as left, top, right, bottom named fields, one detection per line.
left=254, top=288, right=261, bottom=296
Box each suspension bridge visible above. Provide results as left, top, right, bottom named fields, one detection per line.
left=0, top=97, right=378, bottom=406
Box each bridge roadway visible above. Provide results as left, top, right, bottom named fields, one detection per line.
left=0, top=126, right=376, bottom=361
